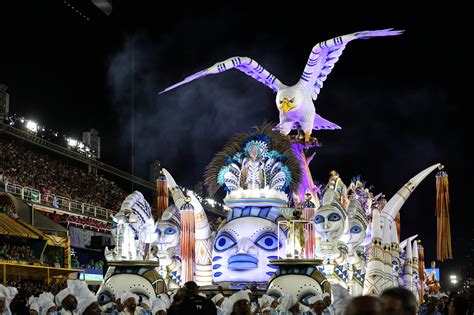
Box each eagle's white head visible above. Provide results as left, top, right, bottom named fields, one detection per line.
left=276, top=87, right=304, bottom=115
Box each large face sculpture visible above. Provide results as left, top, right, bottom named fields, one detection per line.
left=97, top=266, right=165, bottom=307
left=212, top=215, right=286, bottom=283
left=154, top=206, right=180, bottom=253
left=266, top=266, right=329, bottom=308
left=155, top=222, right=179, bottom=252
left=344, top=218, right=366, bottom=249
left=340, top=201, right=368, bottom=251
left=314, top=203, right=347, bottom=242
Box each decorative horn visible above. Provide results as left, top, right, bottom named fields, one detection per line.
left=381, top=163, right=441, bottom=220
left=400, top=235, right=418, bottom=250
left=162, top=169, right=186, bottom=207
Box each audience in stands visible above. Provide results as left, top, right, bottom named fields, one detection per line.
left=0, top=205, right=19, bottom=219
left=84, top=259, right=104, bottom=270
left=71, top=255, right=80, bottom=268
left=42, top=208, right=222, bottom=234
left=0, top=244, right=39, bottom=264
left=71, top=256, right=104, bottom=270
left=45, top=211, right=112, bottom=232
left=0, top=205, right=13, bottom=214
left=0, top=137, right=128, bottom=210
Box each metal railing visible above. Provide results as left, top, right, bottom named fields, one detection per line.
left=2, top=181, right=115, bottom=220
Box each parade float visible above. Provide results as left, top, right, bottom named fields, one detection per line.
left=97, top=28, right=452, bottom=308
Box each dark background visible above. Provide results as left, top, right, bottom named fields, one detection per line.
left=1, top=1, right=471, bottom=288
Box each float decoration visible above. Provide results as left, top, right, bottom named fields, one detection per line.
left=266, top=259, right=330, bottom=310
left=153, top=204, right=183, bottom=289
left=162, top=169, right=214, bottom=286
left=301, top=191, right=317, bottom=258
left=106, top=191, right=157, bottom=261
left=180, top=196, right=196, bottom=283
left=101, top=27, right=454, bottom=301
left=435, top=166, right=452, bottom=261
left=160, top=29, right=403, bottom=143
left=206, top=124, right=302, bottom=284
left=156, top=170, right=169, bottom=219
left=99, top=191, right=165, bottom=308
left=205, top=123, right=301, bottom=199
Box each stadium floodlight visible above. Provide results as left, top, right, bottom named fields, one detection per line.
left=26, top=120, right=38, bottom=132
left=450, top=274, right=459, bottom=285
left=77, top=142, right=85, bottom=149
left=67, top=138, right=78, bottom=147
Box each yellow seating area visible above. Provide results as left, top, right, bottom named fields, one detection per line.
left=0, top=261, right=83, bottom=284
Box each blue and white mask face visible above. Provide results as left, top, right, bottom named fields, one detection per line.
left=342, top=218, right=367, bottom=250
left=267, top=274, right=324, bottom=308
left=155, top=222, right=179, bottom=252
left=212, top=216, right=286, bottom=282
left=314, top=205, right=346, bottom=241
left=97, top=273, right=158, bottom=307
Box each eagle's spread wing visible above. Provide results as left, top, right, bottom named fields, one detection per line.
left=299, top=29, right=404, bottom=101
left=160, top=56, right=287, bottom=94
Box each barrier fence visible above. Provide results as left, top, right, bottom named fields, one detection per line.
left=2, top=181, right=115, bottom=220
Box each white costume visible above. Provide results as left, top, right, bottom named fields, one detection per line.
left=38, top=292, right=56, bottom=315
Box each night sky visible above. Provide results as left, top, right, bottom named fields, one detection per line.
left=1, top=2, right=471, bottom=286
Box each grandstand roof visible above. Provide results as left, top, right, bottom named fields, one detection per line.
left=31, top=208, right=68, bottom=237
left=1, top=193, right=68, bottom=236
left=0, top=213, right=46, bottom=239
left=0, top=192, right=27, bottom=215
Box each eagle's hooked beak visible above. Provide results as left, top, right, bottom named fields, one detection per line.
left=279, top=98, right=296, bottom=114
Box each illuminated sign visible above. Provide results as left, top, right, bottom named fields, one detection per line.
left=85, top=273, right=104, bottom=281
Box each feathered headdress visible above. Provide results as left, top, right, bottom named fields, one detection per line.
left=205, top=123, right=301, bottom=197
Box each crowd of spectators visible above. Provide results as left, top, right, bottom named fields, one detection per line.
left=0, top=242, right=65, bottom=267
left=0, top=243, right=39, bottom=264
left=46, top=210, right=111, bottom=232
left=0, top=204, right=14, bottom=214
left=71, top=256, right=104, bottom=270
left=0, top=137, right=128, bottom=210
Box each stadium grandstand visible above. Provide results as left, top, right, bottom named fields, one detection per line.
left=0, top=86, right=225, bottom=291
